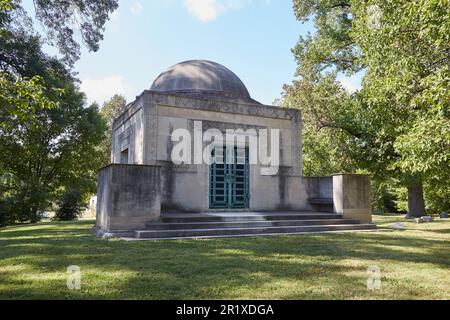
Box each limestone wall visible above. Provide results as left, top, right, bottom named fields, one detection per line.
left=111, top=98, right=145, bottom=165
left=100, top=91, right=373, bottom=234
left=140, top=92, right=307, bottom=212
left=95, top=164, right=161, bottom=234
left=333, top=174, right=372, bottom=223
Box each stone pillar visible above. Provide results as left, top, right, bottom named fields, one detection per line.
left=333, top=174, right=372, bottom=223
left=95, top=164, right=161, bottom=235
left=290, top=109, right=302, bottom=176
left=143, top=94, right=158, bottom=165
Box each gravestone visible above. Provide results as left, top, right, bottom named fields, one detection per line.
left=413, top=218, right=423, bottom=224
left=390, top=222, right=406, bottom=229
left=413, top=216, right=433, bottom=224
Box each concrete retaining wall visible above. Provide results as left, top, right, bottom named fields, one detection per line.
left=333, top=174, right=372, bottom=223
left=96, top=164, right=161, bottom=233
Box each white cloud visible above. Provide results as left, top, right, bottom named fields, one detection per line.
left=183, top=0, right=253, bottom=22
left=184, top=0, right=223, bottom=21
left=130, top=1, right=143, bottom=15
left=339, top=76, right=361, bottom=93
left=81, top=76, right=134, bottom=105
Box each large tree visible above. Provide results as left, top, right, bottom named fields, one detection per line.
left=284, top=0, right=449, bottom=216
left=8, top=0, right=118, bottom=66
left=0, top=52, right=107, bottom=222
left=351, top=1, right=449, bottom=216
left=0, top=0, right=110, bottom=224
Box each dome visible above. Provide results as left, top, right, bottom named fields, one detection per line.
left=150, top=60, right=251, bottom=100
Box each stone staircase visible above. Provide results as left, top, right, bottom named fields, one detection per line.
left=133, top=212, right=377, bottom=240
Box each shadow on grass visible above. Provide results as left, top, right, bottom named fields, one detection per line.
left=427, top=228, right=450, bottom=234
left=0, top=219, right=449, bottom=299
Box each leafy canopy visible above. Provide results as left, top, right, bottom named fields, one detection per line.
left=284, top=0, right=449, bottom=214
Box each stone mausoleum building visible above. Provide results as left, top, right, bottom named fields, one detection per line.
left=94, top=60, right=375, bottom=239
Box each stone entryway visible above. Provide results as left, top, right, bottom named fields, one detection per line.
left=209, top=147, right=249, bottom=209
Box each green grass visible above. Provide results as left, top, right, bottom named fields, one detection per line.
left=0, top=215, right=449, bottom=299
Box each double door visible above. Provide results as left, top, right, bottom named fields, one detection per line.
left=209, top=147, right=249, bottom=209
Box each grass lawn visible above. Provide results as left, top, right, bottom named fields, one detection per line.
left=0, top=215, right=449, bottom=299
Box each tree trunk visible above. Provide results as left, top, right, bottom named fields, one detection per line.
left=407, top=184, right=426, bottom=218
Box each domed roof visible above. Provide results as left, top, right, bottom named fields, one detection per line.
left=150, top=60, right=251, bottom=100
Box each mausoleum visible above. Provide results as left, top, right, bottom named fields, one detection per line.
left=94, top=60, right=375, bottom=239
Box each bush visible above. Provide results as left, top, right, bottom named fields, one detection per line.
left=54, top=188, right=86, bottom=221
left=0, top=198, right=15, bottom=227
left=424, top=177, right=450, bottom=215
left=371, top=180, right=403, bottom=214
left=0, top=175, right=49, bottom=226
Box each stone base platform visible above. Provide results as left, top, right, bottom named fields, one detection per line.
left=95, top=211, right=377, bottom=240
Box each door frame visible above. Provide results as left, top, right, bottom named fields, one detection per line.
left=209, top=146, right=250, bottom=209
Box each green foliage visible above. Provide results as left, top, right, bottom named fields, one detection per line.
left=0, top=0, right=13, bottom=11
left=0, top=74, right=55, bottom=225
left=26, top=0, right=118, bottom=66
left=0, top=176, right=14, bottom=226
left=0, top=72, right=106, bottom=224
left=0, top=73, right=58, bottom=128
left=0, top=3, right=108, bottom=226
left=99, top=94, right=127, bottom=167
left=282, top=73, right=357, bottom=176
left=292, top=0, right=362, bottom=75
left=1, top=1, right=118, bottom=66
left=101, top=94, right=127, bottom=125
left=285, top=0, right=450, bottom=215
left=351, top=0, right=449, bottom=215
left=423, top=174, right=450, bottom=215
left=371, top=180, right=403, bottom=214
left=53, top=188, right=86, bottom=221
left=351, top=0, right=450, bottom=181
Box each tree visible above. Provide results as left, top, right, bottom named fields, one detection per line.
left=0, top=74, right=57, bottom=224
left=284, top=0, right=449, bottom=216
left=2, top=0, right=119, bottom=66
left=351, top=1, right=449, bottom=216
left=0, top=2, right=108, bottom=224
left=99, top=94, right=127, bottom=166
left=53, top=188, right=86, bottom=221
left=282, top=73, right=357, bottom=176
left=0, top=71, right=107, bottom=221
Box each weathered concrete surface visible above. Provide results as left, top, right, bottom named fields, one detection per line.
left=333, top=174, right=372, bottom=223
left=95, top=164, right=161, bottom=233
left=303, top=176, right=333, bottom=212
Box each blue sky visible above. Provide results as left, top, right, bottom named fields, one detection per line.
left=25, top=0, right=362, bottom=106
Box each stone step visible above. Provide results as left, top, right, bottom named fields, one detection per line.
left=135, top=223, right=377, bottom=239
left=130, top=228, right=381, bottom=240
left=161, top=212, right=340, bottom=223
left=145, top=219, right=360, bottom=230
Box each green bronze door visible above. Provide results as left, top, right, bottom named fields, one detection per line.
left=209, top=146, right=249, bottom=209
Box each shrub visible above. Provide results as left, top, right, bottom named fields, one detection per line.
left=0, top=198, right=15, bottom=227
left=54, top=188, right=86, bottom=221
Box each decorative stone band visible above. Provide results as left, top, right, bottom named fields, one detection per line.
left=332, top=174, right=372, bottom=223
